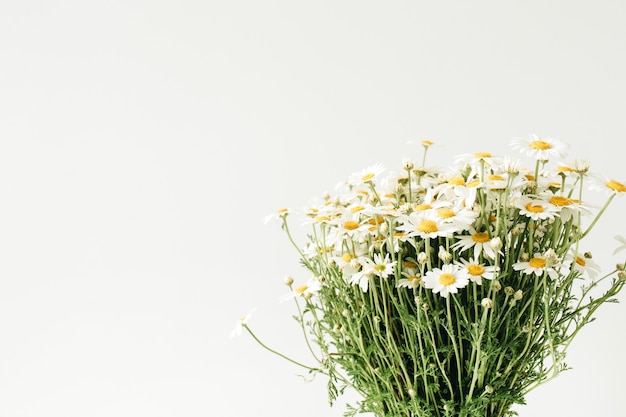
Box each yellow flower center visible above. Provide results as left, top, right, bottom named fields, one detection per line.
left=421, top=140, right=434, bottom=146
left=315, top=215, right=331, bottom=222
left=448, top=177, right=466, bottom=186
left=474, top=152, right=492, bottom=158
left=361, top=173, right=375, bottom=182
left=439, top=273, right=456, bottom=286
left=472, top=232, right=490, bottom=243
left=575, top=256, right=587, bottom=267
left=341, top=253, right=352, bottom=263
left=525, top=202, right=545, bottom=213
left=368, top=215, right=384, bottom=225
left=529, top=257, right=547, bottom=268
left=467, top=264, right=485, bottom=276
left=530, top=140, right=552, bottom=150
left=467, top=179, right=481, bottom=188
left=414, top=203, right=432, bottom=211
left=556, top=165, right=574, bottom=173
left=343, top=220, right=360, bottom=230
left=437, top=208, right=455, bottom=218
left=418, top=219, right=438, bottom=233
left=525, top=174, right=535, bottom=181
left=408, top=275, right=421, bottom=283
left=277, top=208, right=289, bottom=214
left=403, top=260, right=418, bottom=268
left=549, top=196, right=572, bottom=206
left=488, top=174, right=504, bottom=181
left=374, top=264, right=387, bottom=272
left=606, top=180, right=626, bottom=193
left=295, top=285, right=308, bottom=294
left=350, top=205, right=365, bottom=213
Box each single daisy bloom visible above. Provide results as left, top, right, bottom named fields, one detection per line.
left=510, top=134, right=568, bottom=161
left=396, top=212, right=457, bottom=240
left=588, top=173, right=626, bottom=195
left=230, top=308, right=256, bottom=338
left=567, top=250, right=601, bottom=280
left=361, top=252, right=397, bottom=279
left=281, top=278, right=322, bottom=302
left=433, top=203, right=479, bottom=231
left=513, top=254, right=560, bottom=279
left=515, top=196, right=559, bottom=221
left=263, top=207, right=291, bottom=224
left=423, top=263, right=470, bottom=298
left=348, top=163, right=385, bottom=185
left=451, top=227, right=498, bottom=259
left=396, top=268, right=422, bottom=290
left=457, top=258, right=499, bottom=285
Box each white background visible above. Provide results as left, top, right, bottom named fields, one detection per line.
left=1, top=1, right=625, bottom=416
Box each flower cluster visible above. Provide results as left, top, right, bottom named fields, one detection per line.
left=240, top=135, right=626, bottom=417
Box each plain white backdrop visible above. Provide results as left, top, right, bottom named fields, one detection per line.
left=1, top=1, right=625, bottom=416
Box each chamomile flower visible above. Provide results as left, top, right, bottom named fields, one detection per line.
left=396, top=212, right=457, bottom=240
left=588, top=173, right=626, bottom=195
left=457, top=259, right=499, bottom=285
left=263, top=207, right=291, bottom=224
left=566, top=250, right=601, bottom=280
left=364, top=252, right=397, bottom=279
left=513, top=254, right=560, bottom=279
left=230, top=309, right=256, bottom=338
left=424, top=263, right=470, bottom=298
left=349, top=163, right=385, bottom=186
left=396, top=269, right=422, bottom=290
left=510, top=134, right=568, bottom=161
left=433, top=203, right=478, bottom=231
left=451, top=227, right=497, bottom=259
left=281, top=278, right=322, bottom=302
left=515, top=196, right=559, bottom=221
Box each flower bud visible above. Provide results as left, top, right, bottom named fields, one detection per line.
left=514, top=290, right=523, bottom=300
left=408, top=388, right=417, bottom=398
left=418, top=251, right=429, bottom=264
left=403, top=158, right=414, bottom=171
left=491, top=280, right=502, bottom=292
left=619, top=271, right=626, bottom=280
left=438, top=246, right=452, bottom=263
left=485, top=385, right=494, bottom=394
left=504, top=286, right=514, bottom=296
left=481, top=298, right=494, bottom=309
left=284, top=276, right=294, bottom=286
left=490, top=236, right=503, bottom=251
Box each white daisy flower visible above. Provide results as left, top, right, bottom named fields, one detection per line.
left=457, top=259, right=499, bottom=285
left=281, top=278, right=322, bottom=302
left=567, top=250, right=601, bottom=280
left=396, top=268, right=422, bottom=290
left=423, top=263, right=470, bottom=298
left=510, top=134, right=568, bottom=161
left=513, top=254, right=560, bottom=280
left=433, top=203, right=478, bottom=231
left=348, top=163, right=385, bottom=185
left=362, top=252, right=397, bottom=279
left=263, top=207, right=290, bottom=224
left=451, top=227, right=497, bottom=260
left=230, top=309, right=256, bottom=338
left=396, top=212, right=457, bottom=240
left=515, top=196, right=559, bottom=221
left=588, top=173, right=626, bottom=196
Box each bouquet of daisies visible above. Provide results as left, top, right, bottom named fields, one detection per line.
left=237, top=135, right=626, bottom=417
